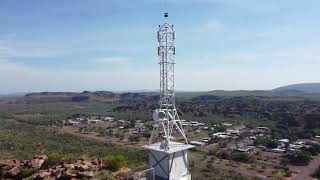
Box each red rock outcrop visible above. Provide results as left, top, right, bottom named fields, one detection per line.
left=0, top=155, right=105, bottom=179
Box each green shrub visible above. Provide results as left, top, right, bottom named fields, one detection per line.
left=103, top=154, right=127, bottom=171
left=302, top=144, right=320, bottom=156
left=43, top=152, right=74, bottom=168
left=16, top=167, right=36, bottom=179
left=96, top=170, right=115, bottom=180
left=283, top=151, right=311, bottom=166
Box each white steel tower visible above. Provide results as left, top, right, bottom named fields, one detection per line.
left=149, top=12, right=188, bottom=149
left=144, top=12, right=194, bottom=180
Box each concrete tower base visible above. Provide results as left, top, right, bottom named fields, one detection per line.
left=144, top=142, right=194, bottom=180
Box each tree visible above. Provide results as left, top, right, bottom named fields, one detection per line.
left=230, top=152, right=252, bottom=163
left=284, top=152, right=311, bottom=166
left=266, top=140, right=279, bottom=149
left=303, top=144, right=320, bottom=156
left=254, top=136, right=279, bottom=148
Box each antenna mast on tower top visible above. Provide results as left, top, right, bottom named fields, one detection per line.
left=164, top=12, right=168, bottom=18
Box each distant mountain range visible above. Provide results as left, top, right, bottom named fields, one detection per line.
left=273, top=83, right=320, bottom=93
left=1, top=83, right=320, bottom=103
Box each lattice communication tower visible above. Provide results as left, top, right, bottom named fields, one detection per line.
left=149, top=12, right=188, bottom=150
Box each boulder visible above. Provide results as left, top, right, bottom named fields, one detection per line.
left=0, top=160, right=20, bottom=168
left=32, top=170, right=52, bottom=179
left=0, top=156, right=105, bottom=179
left=79, top=171, right=94, bottom=178
left=0, top=160, right=21, bottom=178
left=50, top=166, right=63, bottom=175
left=65, top=169, right=77, bottom=178
left=27, top=154, right=48, bottom=169
left=20, top=160, right=29, bottom=167
left=7, top=165, right=21, bottom=177
left=75, top=163, right=90, bottom=171
left=113, top=167, right=131, bottom=180
left=87, top=159, right=103, bottom=171
left=64, top=164, right=75, bottom=169
left=91, top=159, right=103, bottom=169
left=28, top=158, right=45, bottom=169
left=36, top=154, right=48, bottom=161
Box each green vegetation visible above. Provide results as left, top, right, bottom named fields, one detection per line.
left=128, top=134, right=141, bottom=142
left=43, top=152, right=74, bottom=168
left=1, top=91, right=320, bottom=179
left=103, top=154, right=127, bottom=171
left=0, top=119, right=147, bottom=167
left=218, top=151, right=253, bottom=163
left=254, top=136, right=279, bottom=148
left=191, top=162, right=259, bottom=180
left=283, top=151, right=312, bottom=166
left=281, top=144, right=320, bottom=166
left=16, top=167, right=37, bottom=179
left=230, top=152, right=252, bottom=163
left=95, top=170, right=115, bottom=180
left=300, top=145, right=320, bottom=156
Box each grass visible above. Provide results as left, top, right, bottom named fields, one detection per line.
left=190, top=164, right=259, bottom=180
left=0, top=118, right=147, bottom=167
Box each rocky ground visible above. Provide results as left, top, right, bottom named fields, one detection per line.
left=0, top=155, right=128, bottom=179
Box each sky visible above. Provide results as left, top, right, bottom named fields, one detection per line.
left=0, top=0, right=320, bottom=93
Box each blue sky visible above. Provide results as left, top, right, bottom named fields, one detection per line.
left=0, top=0, right=320, bottom=93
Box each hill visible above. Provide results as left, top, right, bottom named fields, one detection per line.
left=205, top=90, right=306, bottom=97
left=273, top=83, right=320, bottom=93
left=0, top=91, right=159, bottom=104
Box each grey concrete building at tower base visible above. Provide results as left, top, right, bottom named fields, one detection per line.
left=144, top=142, right=194, bottom=180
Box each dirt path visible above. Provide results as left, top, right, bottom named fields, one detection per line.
left=291, top=155, right=320, bottom=180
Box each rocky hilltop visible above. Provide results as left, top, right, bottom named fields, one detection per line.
left=0, top=155, right=129, bottom=179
